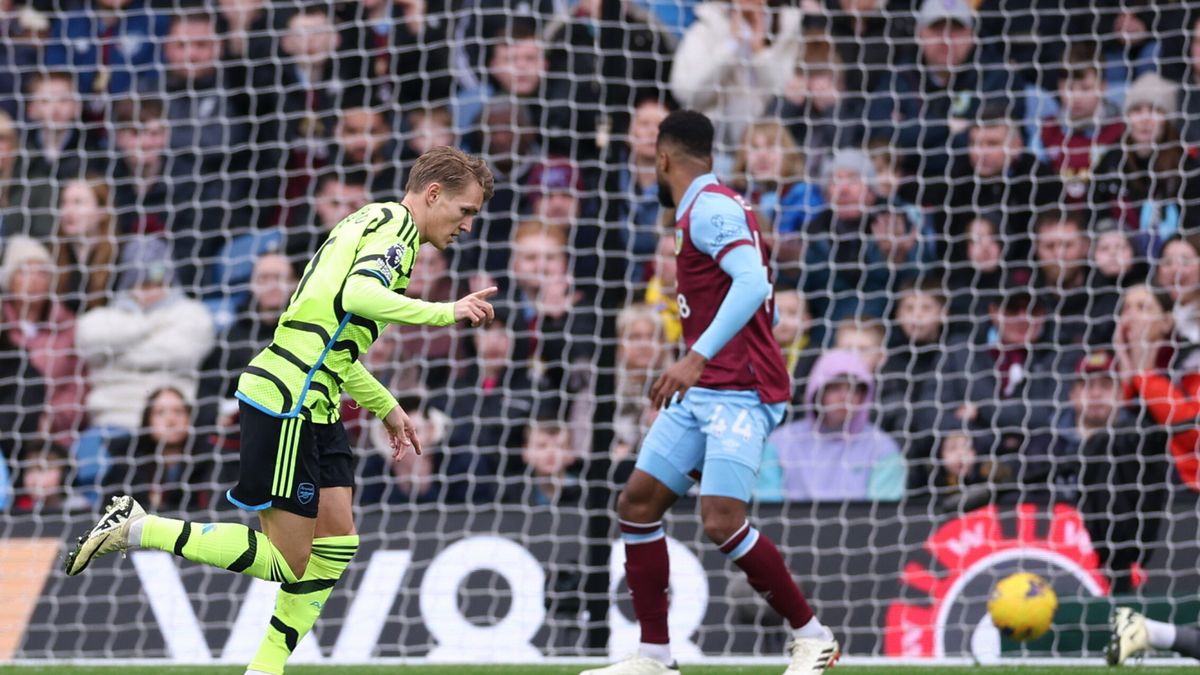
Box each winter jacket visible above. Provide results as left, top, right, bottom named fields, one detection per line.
left=670, top=2, right=802, bottom=153
left=1122, top=347, right=1200, bottom=492
left=1, top=300, right=86, bottom=440
left=763, top=349, right=904, bottom=502
left=75, top=290, right=214, bottom=430
left=45, top=0, right=169, bottom=101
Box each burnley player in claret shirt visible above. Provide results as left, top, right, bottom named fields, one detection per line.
left=581, top=111, right=839, bottom=675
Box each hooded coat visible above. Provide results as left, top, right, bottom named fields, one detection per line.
left=761, top=349, right=904, bottom=502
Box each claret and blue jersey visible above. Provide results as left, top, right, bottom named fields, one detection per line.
left=636, top=173, right=791, bottom=502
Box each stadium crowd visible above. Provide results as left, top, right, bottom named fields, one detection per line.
left=1, top=0, right=1200, bottom=592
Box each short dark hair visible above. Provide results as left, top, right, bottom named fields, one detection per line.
left=111, top=96, right=165, bottom=127
left=316, top=169, right=370, bottom=194
left=973, top=100, right=1015, bottom=128
left=897, top=278, right=947, bottom=307
left=1034, top=207, right=1089, bottom=234
left=657, top=109, right=714, bottom=159
left=1060, top=42, right=1101, bottom=82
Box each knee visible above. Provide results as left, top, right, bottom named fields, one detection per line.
left=702, top=509, right=745, bottom=545
left=617, top=488, right=659, bottom=524
left=285, top=550, right=311, bottom=580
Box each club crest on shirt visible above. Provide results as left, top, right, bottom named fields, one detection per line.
left=674, top=228, right=683, bottom=255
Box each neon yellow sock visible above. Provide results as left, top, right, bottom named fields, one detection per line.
left=139, top=515, right=298, bottom=584
left=248, top=535, right=359, bottom=675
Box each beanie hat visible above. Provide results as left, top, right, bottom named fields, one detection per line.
left=0, top=235, right=54, bottom=292
left=825, top=149, right=877, bottom=191
left=1124, top=73, right=1178, bottom=115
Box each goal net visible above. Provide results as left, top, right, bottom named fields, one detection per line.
left=1, top=0, right=1199, bottom=665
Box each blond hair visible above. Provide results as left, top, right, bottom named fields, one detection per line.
left=729, top=119, right=805, bottom=191
left=513, top=219, right=569, bottom=247
left=405, top=145, right=495, bottom=201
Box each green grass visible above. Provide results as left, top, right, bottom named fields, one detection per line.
left=0, top=662, right=1185, bottom=667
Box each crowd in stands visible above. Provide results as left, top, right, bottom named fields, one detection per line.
left=1, top=0, right=1200, bottom=589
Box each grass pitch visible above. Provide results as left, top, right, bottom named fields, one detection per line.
left=0, top=666, right=1189, bottom=674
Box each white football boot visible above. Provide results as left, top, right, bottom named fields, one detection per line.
left=784, top=635, right=840, bottom=674
left=579, top=655, right=680, bottom=674
left=1107, top=606, right=1151, bottom=666
left=64, top=495, right=146, bottom=576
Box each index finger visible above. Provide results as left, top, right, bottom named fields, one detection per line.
left=471, top=286, right=499, bottom=300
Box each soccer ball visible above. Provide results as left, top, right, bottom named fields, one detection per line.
left=987, top=572, right=1058, bottom=641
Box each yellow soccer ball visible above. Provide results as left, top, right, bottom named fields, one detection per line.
left=987, top=572, right=1058, bottom=641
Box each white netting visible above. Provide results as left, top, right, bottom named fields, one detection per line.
left=1, top=0, right=1200, bottom=666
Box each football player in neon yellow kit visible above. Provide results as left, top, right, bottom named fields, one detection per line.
left=65, top=146, right=497, bottom=675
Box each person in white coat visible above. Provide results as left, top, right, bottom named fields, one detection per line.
left=669, top=0, right=803, bottom=163
left=75, top=236, right=214, bottom=431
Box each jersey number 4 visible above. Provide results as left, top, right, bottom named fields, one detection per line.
left=707, top=404, right=755, bottom=440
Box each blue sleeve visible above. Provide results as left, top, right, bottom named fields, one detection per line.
left=691, top=244, right=770, bottom=359
left=688, top=192, right=754, bottom=259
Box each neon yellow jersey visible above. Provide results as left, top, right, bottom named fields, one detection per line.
left=236, top=202, right=455, bottom=423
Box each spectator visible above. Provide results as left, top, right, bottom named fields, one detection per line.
left=867, top=0, right=1025, bottom=178
left=0, top=1, right=46, bottom=120
left=1038, top=43, right=1124, bottom=206
left=0, top=324, right=43, bottom=462
left=45, top=0, right=170, bottom=114
left=525, top=157, right=589, bottom=225
left=946, top=274, right=1082, bottom=492
left=104, top=386, right=214, bottom=512
left=613, top=304, right=668, bottom=467
left=728, top=119, right=823, bottom=235
left=542, top=0, right=675, bottom=149
left=358, top=397, right=451, bottom=504
left=771, top=39, right=866, bottom=183
left=159, top=9, right=252, bottom=207
left=9, top=71, right=97, bottom=238
left=75, top=237, right=214, bottom=432
left=216, top=0, right=273, bottom=65
left=334, top=103, right=401, bottom=198
left=611, top=96, right=670, bottom=282
left=400, top=107, right=455, bottom=189
left=878, top=280, right=964, bottom=491
left=804, top=149, right=933, bottom=341
left=0, top=110, right=55, bottom=240
left=946, top=211, right=1003, bottom=331
left=106, top=95, right=210, bottom=291
left=10, top=443, right=73, bottom=513
left=257, top=4, right=360, bottom=223
left=763, top=349, right=904, bottom=502
left=1033, top=210, right=1119, bottom=346
left=643, top=229, right=682, bottom=344
left=670, top=0, right=802, bottom=159
left=773, top=288, right=817, bottom=384
left=198, top=251, right=296, bottom=410
left=1115, top=284, right=1200, bottom=493
left=1092, top=72, right=1200, bottom=259
left=822, top=0, right=915, bottom=95
left=832, top=316, right=887, bottom=374
left=284, top=171, right=371, bottom=276
left=507, top=220, right=597, bottom=410
left=50, top=177, right=118, bottom=313
left=1093, top=218, right=1144, bottom=291
left=470, top=99, right=540, bottom=273
left=1092, top=3, right=1168, bottom=109
left=516, top=418, right=582, bottom=505
left=340, top=0, right=452, bottom=108
left=524, top=158, right=602, bottom=285
left=0, top=236, right=86, bottom=444
left=914, top=102, right=1061, bottom=266
left=456, top=18, right=593, bottom=158
left=1154, top=235, right=1200, bottom=348
left=1182, top=15, right=1200, bottom=146
left=1051, top=350, right=1170, bottom=593
left=442, top=313, right=534, bottom=503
